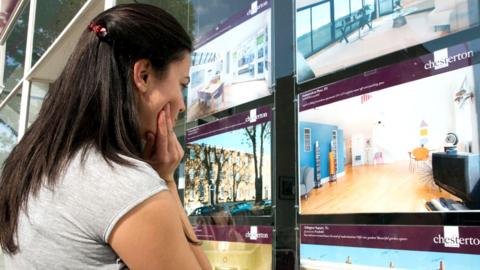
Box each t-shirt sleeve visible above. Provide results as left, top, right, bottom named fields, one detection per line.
left=65, top=156, right=169, bottom=244
left=102, top=164, right=168, bottom=243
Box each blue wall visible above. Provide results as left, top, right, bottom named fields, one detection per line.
left=299, top=121, right=345, bottom=180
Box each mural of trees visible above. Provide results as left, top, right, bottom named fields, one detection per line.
left=184, top=121, right=271, bottom=214
left=184, top=143, right=256, bottom=212
left=243, top=122, right=271, bottom=203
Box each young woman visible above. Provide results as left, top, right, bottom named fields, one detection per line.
left=0, top=4, right=211, bottom=269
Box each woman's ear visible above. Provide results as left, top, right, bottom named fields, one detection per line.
left=133, top=59, right=152, bottom=94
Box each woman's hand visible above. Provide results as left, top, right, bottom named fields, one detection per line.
left=143, top=103, right=184, bottom=181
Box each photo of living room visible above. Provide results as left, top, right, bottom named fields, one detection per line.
left=298, top=64, right=479, bottom=214
left=296, top=0, right=480, bottom=82
left=187, top=1, right=272, bottom=122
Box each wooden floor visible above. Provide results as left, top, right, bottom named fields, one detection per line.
left=300, top=161, right=459, bottom=214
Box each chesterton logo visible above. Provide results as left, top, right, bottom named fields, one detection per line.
left=245, top=226, right=269, bottom=240
left=424, top=48, right=474, bottom=70
left=247, top=1, right=268, bottom=16
left=433, top=226, right=480, bottom=248
left=245, top=109, right=268, bottom=123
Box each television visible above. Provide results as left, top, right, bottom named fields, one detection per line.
left=432, top=152, right=480, bottom=207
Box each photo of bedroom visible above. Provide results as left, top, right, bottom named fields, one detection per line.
left=296, top=0, right=480, bottom=82
left=298, top=63, right=479, bottom=214
left=187, top=0, right=272, bottom=122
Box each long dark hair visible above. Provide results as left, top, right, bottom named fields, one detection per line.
left=0, top=4, right=192, bottom=254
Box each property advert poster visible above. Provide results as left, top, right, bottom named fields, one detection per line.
left=194, top=225, right=273, bottom=270
left=296, top=0, right=480, bottom=82
left=187, top=0, right=272, bottom=121
left=184, top=106, right=272, bottom=217
left=298, top=38, right=480, bottom=214
left=300, top=224, right=480, bottom=269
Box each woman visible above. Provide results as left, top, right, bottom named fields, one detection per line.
left=0, top=4, right=211, bottom=270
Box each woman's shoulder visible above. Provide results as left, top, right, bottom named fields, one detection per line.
left=54, top=147, right=169, bottom=242
left=65, top=147, right=165, bottom=189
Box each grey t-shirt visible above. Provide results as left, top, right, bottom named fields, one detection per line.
left=4, top=148, right=168, bottom=269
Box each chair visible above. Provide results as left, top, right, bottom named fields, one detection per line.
left=300, top=167, right=315, bottom=199
left=410, top=147, right=429, bottom=172
left=373, top=151, right=384, bottom=165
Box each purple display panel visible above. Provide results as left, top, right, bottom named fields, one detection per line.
left=194, top=0, right=271, bottom=49
left=194, top=225, right=273, bottom=270
left=187, top=0, right=272, bottom=122
left=186, top=106, right=272, bottom=143
left=194, top=225, right=273, bottom=244
left=184, top=106, right=272, bottom=216
left=301, top=224, right=480, bottom=255
left=299, top=38, right=480, bottom=112
left=296, top=0, right=480, bottom=83
left=300, top=224, right=480, bottom=269
left=298, top=38, right=480, bottom=215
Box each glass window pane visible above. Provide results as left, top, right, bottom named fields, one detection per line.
left=351, top=0, right=363, bottom=12
left=296, top=8, right=312, bottom=57
left=0, top=92, right=21, bottom=167
left=311, top=2, right=331, bottom=51
left=334, top=0, right=350, bottom=20
left=365, top=0, right=375, bottom=10
left=117, top=0, right=194, bottom=37
left=3, top=3, right=29, bottom=94
left=28, top=81, right=49, bottom=127
left=32, top=0, right=88, bottom=65
left=379, top=0, right=393, bottom=16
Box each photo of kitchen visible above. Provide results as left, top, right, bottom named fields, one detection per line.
left=187, top=0, right=272, bottom=121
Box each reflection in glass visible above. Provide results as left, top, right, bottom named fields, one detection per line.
left=3, top=3, right=29, bottom=94
left=32, top=0, right=87, bottom=65
left=116, top=0, right=194, bottom=37
left=0, top=92, right=20, bottom=168
left=28, top=81, right=49, bottom=127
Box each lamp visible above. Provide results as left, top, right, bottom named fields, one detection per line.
left=454, top=77, right=474, bottom=109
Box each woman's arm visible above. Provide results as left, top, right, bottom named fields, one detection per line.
left=165, top=179, right=211, bottom=270
left=109, top=191, right=203, bottom=270
left=129, top=103, right=211, bottom=269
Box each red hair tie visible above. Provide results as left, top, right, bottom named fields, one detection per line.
left=88, top=22, right=108, bottom=38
